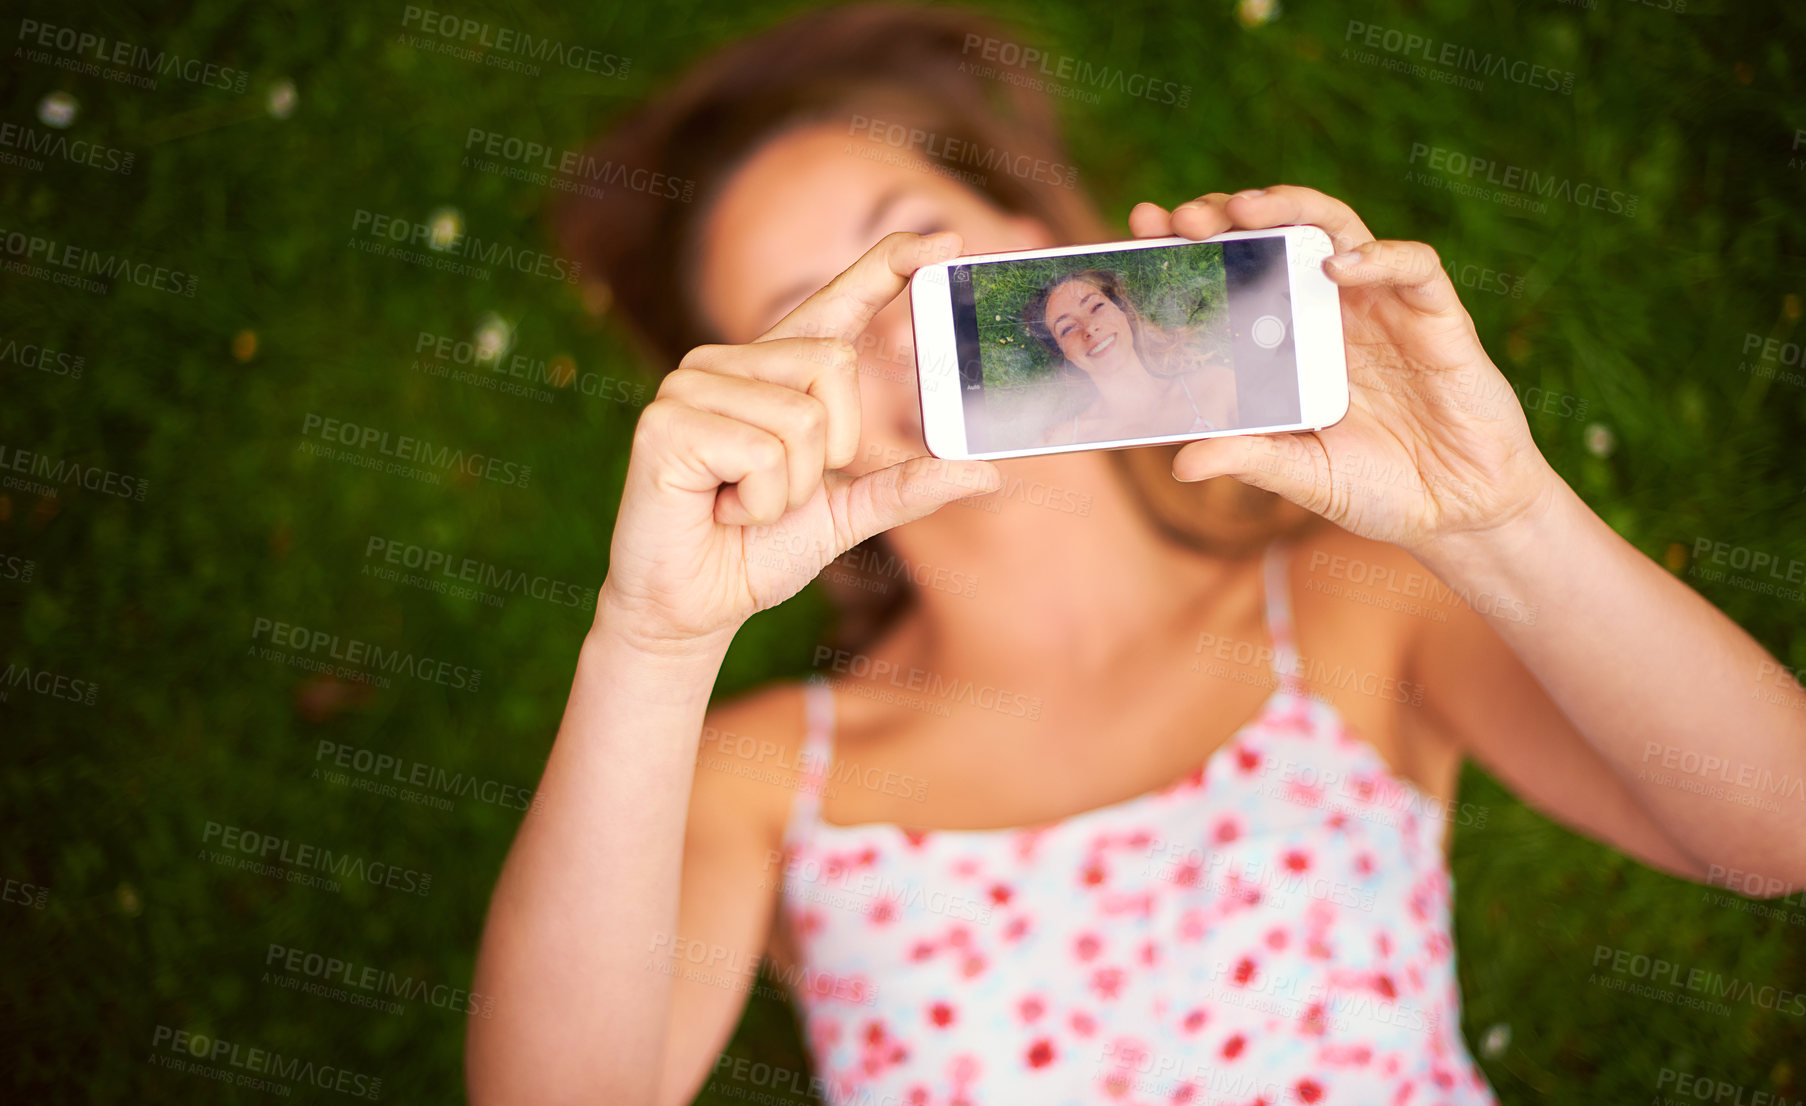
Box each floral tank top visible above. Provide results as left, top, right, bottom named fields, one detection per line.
left=776, top=541, right=1498, bottom=1106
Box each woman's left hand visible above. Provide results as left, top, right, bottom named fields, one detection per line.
left=1130, top=185, right=1560, bottom=556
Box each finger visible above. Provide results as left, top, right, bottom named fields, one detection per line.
left=1218, top=185, right=1377, bottom=254
left=1167, top=192, right=1237, bottom=241
left=660, top=369, right=828, bottom=513
left=1324, top=239, right=1466, bottom=318
left=757, top=230, right=962, bottom=346
left=832, top=455, right=1002, bottom=549
left=1170, top=431, right=1335, bottom=517
left=676, top=338, right=861, bottom=468
left=1128, top=201, right=1173, bottom=238
left=637, top=400, right=793, bottom=525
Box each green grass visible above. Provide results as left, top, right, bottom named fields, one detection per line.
left=3, top=0, right=1804, bottom=1102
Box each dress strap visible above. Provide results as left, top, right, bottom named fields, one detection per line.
left=1176, top=374, right=1219, bottom=432
left=1178, top=374, right=1203, bottom=420
left=783, top=676, right=836, bottom=844
left=1261, top=541, right=1305, bottom=695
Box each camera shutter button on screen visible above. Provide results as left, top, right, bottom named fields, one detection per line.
left=1252, top=314, right=1286, bottom=349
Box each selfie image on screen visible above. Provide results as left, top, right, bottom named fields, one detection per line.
left=949, top=238, right=1303, bottom=454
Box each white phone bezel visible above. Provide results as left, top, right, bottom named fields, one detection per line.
left=909, top=226, right=1349, bottom=461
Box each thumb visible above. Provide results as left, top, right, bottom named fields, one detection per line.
left=1171, top=432, right=1333, bottom=513
left=831, top=456, right=1002, bottom=550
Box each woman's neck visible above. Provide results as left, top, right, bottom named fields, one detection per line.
left=1085, top=357, right=1177, bottom=420
left=880, top=451, right=1240, bottom=683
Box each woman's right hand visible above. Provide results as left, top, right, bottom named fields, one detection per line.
left=598, top=230, right=1003, bottom=652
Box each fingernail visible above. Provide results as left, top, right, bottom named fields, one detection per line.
left=1235, top=188, right=1266, bottom=199
left=1327, top=251, right=1363, bottom=268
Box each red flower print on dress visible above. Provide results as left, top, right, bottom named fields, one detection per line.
left=773, top=572, right=1500, bottom=1106
left=1323, top=1044, right=1373, bottom=1065
left=1092, top=966, right=1125, bottom=999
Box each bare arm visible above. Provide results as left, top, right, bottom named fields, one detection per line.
left=462, top=230, right=1000, bottom=1106
left=1413, top=473, right=1806, bottom=891
left=1131, top=185, right=1806, bottom=893
left=466, top=617, right=736, bottom=1106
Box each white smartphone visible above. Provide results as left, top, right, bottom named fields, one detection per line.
left=909, top=225, right=1349, bottom=460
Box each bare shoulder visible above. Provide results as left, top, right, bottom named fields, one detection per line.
left=1284, top=524, right=1463, bottom=792
left=688, top=680, right=815, bottom=844
left=1287, top=524, right=1470, bottom=640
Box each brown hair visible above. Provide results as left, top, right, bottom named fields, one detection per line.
left=551, top=2, right=1318, bottom=652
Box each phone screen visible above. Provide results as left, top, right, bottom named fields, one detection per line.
left=948, top=236, right=1301, bottom=454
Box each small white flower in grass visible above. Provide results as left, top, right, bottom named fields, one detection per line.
left=37, top=91, right=78, bottom=128
left=473, top=313, right=513, bottom=364
left=267, top=79, right=297, bottom=119
left=1584, top=422, right=1615, bottom=458
left=427, top=206, right=465, bottom=251
left=1479, top=1022, right=1510, bottom=1060
left=1237, top=0, right=1281, bottom=29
